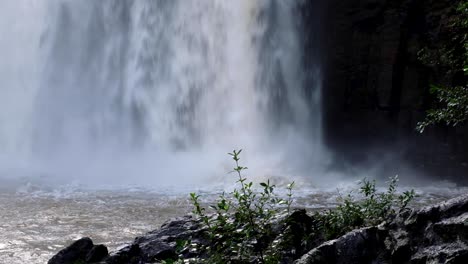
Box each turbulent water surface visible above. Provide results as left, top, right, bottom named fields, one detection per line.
left=1, top=183, right=468, bottom=264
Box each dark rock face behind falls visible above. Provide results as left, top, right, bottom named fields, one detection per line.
left=307, top=0, right=468, bottom=181
left=50, top=195, right=468, bottom=264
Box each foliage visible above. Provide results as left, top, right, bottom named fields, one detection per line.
left=189, top=149, right=294, bottom=263
left=417, top=85, right=468, bottom=132
left=168, top=151, right=415, bottom=263
left=417, top=1, right=468, bottom=132
left=317, top=176, right=415, bottom=240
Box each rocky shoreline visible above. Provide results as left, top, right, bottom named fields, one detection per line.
left=49, top=194, right=468, bottom=264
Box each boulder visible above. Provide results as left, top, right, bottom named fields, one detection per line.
left=49, top=195, right=468, bottom=263
left=294, top=227, right=387, bottom=264
left=48, top=237, right=108, bottom=264
left=86, top=244, right=109, bottom=263
left=106, top=215, right=203, bottom=263
left=296, top=194, right=468, bottom=264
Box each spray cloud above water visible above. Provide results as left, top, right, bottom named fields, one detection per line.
left=0, top=0, right=326, bottom=189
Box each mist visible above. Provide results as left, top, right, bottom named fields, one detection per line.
left=0, top=0, right=331, bottom=191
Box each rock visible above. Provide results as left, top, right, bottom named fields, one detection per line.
left=139, top=239, right=177, bottom=261
left=48, top=237, right=95, bottom=264
left=106, top=216, right=204, bottom=263
left=411, top=243, right=468, bottom=264
left=86, top=244, right=109, bottom=263
left=320, top=0, right=468, bottom=181
left=406, top=195, right=468, bottom=228
left=49, top=237, right=109, bottom=264
left=296, top=194, right=468, bottom=264
left=49, top=195, right=468, bottom=264
left=388, top=229, right=412, bottom=263
left=433, top=213, right=468, bottom=242
left=105, top=244, right=141, bottom=264
left=294, top=227, right=387, bottom=264
left=284, top=210, right=316, bottom=256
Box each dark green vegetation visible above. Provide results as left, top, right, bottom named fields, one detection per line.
left=317, top=176, right=415, bottom=240
left=417, top=1, right=468, bottom=132
left=187, top=150, right=294, bottom=263
left=163, top=150, right=415, bottom=264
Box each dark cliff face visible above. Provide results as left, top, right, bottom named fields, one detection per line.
left=305, top=0, right=468, bottom=180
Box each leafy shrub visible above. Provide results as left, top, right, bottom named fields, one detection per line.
left=172, top=151, right=415, bottom=263
left=417, top=1, right=468, bottom=132
left=417, top=85, right=468, bottom=132
left=317, top=176, right=415, bottom=239
left=189, top=150, right=294, bottom=263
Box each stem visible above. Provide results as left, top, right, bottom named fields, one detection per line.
left=234, top=158, right=256, bottom=234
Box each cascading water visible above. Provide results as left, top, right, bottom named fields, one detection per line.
left=0, top=1, right=45, bottom=162
left=1, top=0, right=325, bottom=188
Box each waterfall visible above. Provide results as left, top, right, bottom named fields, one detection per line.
left=0, top=0, right=324, bottom=187
left=0, top=1, right=44, bottom=157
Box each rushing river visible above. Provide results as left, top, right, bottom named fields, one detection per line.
left=1, top=179, right=467, bottom=264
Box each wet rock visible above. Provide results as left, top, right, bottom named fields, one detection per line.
left=105, top=216, right=204, bottom=263
left=48, top=237, right=109, bottom=264
left=406, top=195, right=468, bottom=228
left=105, top=244, right=141, bottom=264
left=433, top=213, right=468, bottom=242
left=294, top=227, right=387, bottom=264
left=411, top=243, right=468, bottom=264
left=322, top=0, right=468, bottom=181
left=135, top=216, right=200, bottom=245
left=86, top=244, right=109, bottom=263
left=139, top=239, right=177, bottom=261
left=388, top=229, right=412, bottom=263
left=48, top=237, right=95, bottom=264
left=283, top=210, right=316, bottom=256
left=50, top=195, right=468, bottom=264
left=296, top=194, right=468, bottom=264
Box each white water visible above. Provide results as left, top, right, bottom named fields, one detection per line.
left=0, top=0, right=325, bottom=189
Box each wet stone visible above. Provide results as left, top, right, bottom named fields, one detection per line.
left=48, top=237, right=94, bottom=264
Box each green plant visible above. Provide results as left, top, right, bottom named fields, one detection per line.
left=318, top=176, right=415, bottom=239
left=418, top=1, right=468, bottom=132
left=189, top=149, right=295, bottom=263
left=417, top=85, right=468, bottom=132
left=285, top=182, right=295, bottom=213
left=183, top=151, right=415, bottom=263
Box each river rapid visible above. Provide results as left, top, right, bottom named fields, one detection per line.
left=1, top=179, right=467, bottom=264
